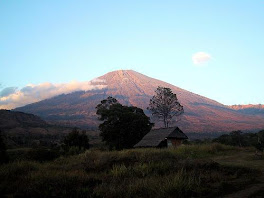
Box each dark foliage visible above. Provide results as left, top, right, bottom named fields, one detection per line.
left=255, top=130, right=264, bottom=152
left=96, top=97, right=153, bottom=150
left=213, top=130, right=264, bottom=149
left=27, top=148, right=60, bottom=162
left=63, top=128, right=90, bottom=154
left=0, top=131, right=9, bottom=164
left=148, top=86, right=184, bottom=128
left=6, top=133, right=66, bottom=148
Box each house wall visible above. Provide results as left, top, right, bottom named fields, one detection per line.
left=167, top=139, right=182, bottom=148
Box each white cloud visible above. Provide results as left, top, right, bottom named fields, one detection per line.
left=192, top=52, right=211, bottom=65
left=0, top=87, right=18, bottom=97
left=90, top=78, right=106, bottom=84
left=0, top=79, right=107, bottom=109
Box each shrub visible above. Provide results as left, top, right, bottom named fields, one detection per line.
left=62, top=128, right=89, bottom=155
left=27, top=148, right=60, bottom=162
left=0, top=131, right=8, bottom=164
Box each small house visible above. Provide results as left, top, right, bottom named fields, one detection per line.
left=134, top=127, right=188, bottom=148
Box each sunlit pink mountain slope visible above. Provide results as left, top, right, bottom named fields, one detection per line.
left=15, top=70, right=264, bottom=132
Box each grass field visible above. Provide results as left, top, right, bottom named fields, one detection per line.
left=212, top=148, right=264, bottom=171
left=1, top=143, right=263, bottom=197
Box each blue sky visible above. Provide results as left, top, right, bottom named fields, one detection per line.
left=0, top=0, right=264, bottom=108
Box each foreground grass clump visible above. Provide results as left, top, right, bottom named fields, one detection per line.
left=0, top=144, right=261, bottom=197
left=99, top=167, right=201, bottom=198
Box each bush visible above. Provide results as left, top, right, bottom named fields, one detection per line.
left=62, top=128, right=89, bottom=155
left=0, top=131, right=8, bottom=164
left=255, top=130, right=264, bottom=152
left=27, top=148, right=60, bottom=162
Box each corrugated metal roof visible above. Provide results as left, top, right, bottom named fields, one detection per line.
left=134, top=127, right=188, bottom=148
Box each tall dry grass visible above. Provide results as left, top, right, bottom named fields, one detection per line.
left=0, top=143, right=256, bottom=197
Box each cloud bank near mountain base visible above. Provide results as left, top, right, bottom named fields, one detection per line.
left=0, top=79, right=107, bottom=109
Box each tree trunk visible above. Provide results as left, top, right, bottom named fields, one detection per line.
left=163, top=117, right=166, bottom=128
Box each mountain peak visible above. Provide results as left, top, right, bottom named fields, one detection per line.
left=99, top=69, right=141, bottom=81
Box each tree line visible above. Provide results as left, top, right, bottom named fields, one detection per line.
left=213, top=130, right=264, bottom=152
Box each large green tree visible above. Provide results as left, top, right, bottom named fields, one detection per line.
left=148, top=87, right=184, bottom=128
left=96, top=97, right=153, bottom=150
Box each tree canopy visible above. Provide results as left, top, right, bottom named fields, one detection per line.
left=148, top=87, right=184, bottom=128
left=96, top=97, right=153, bottom=150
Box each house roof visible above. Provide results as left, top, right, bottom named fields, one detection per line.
left=134, top=127, right=188, bottom=148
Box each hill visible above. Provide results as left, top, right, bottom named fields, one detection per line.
left=15, top=70, right=264, bottom=132
left=229, top=104, right=264, bottom=115
left=0, top=110, right=47, bottom=129
left=0, top=109, right=71, bottom=137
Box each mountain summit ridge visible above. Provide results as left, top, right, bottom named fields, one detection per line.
left=96, top=70, right=223, bottom=107
left=15, top=70, right=264, bottom=132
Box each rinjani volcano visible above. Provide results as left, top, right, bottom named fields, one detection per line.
left=15, top=70, right=264, bottom=133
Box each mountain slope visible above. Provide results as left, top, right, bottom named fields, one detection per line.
left=0, top=110, right=47, bottom=129
left=229, top=104, right=264, bottom=115
left=15, top=70, right=264, bottom=132
left=0, top=110, right=71, bottom=136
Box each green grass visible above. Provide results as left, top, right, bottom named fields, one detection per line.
left=0, top=143, right=262, bottom=197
